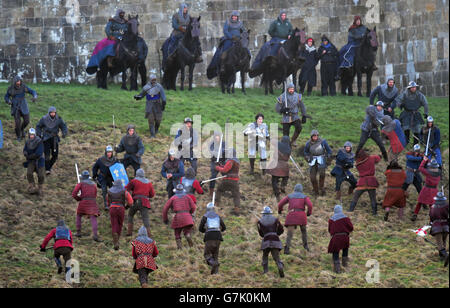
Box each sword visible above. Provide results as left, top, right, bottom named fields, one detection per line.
left=290, top=155, right=304, bottom=178
left=200, top=176, right=226, bottom=185
left=75, top=163, right=80, bottom=183
left=425, top=127, right=431, bottom=156
left=412, top=135, right=437, bottom=156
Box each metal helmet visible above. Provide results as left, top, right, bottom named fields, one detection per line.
left=375, top=101, right=384, bottom=107
left=287, top=83, right=295, bottom=90
left=173, top=183, right=185, bottom=193
left=184, top=117, right=193, bottom=124
left=294, top=183, right=303, bottom=192
left=407, top=81, right=418, bottom=89
left=344, top=141, right=353, bottom=148
left=149, top=74, right=157, bottom=81
left=48, top=106, right=57, bottom=113
left=413, top=144, right=421, bottom=152
left=106, top=145, right=113, bottom=152
left=168, top=148, right=176, bottom=156
left=434, top=191, right=447, bottom=202
left=28, top=128, right=36, bottom=135
left=310, top=129, right=319, bottom=137
left=136, top=168, right=145, bottom=178
left=261, top=206, right=273, bottom=214
left=428, top=159, right=440, bottom=169
left=81, top=170, right=90, bottom=179
left=206, top=202, right=215, bottom=211
left=427, top=116, right=434, bottom=123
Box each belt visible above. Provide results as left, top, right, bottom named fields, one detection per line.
left=426, top=185, right=437, bottom=189
left=134, top=195, right=149, bottom=199
left=406, top=167, right=418, bottom=172
left=434, top=219, right=448, bottom=223
left=289, top=208, right=305, bottom=212
left=387, top=186, right=403, bottom=190
left=264, top=232, right=278, bottom=236
left=110, top=202, right=124, bottom=208
left=82, top=197, right=96, bottom=200
left=207, top=228, right=221, bottom=232
left=175, top=210, right=189, bottom=214
left=332, top=232, right=348, bottom=237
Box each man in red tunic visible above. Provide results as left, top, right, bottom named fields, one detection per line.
left=125, top=168, right=155, bottom=237
left=163, top=184, right=197, bottom=249
left=412, top=157, right=441, bottom=221
left=71, top=170, right=102, bottom=242
left=328, top=205, right=353, bottom=273
left=107, top=179, right=133, bottom=250
left=131, top=226, right=159, bottom=288
left=278, top=184, right=313, bottom=254
left=429, top=192, right=449, bottom=265
left=349, top=150, right=381, bottom=215
left=40, top=220, right=74, bottom=275
left=180, top=167, right=204, bottom=204
left=382, top=161, right=407, bottom=221
left=215, top=148, right=241, bottom=215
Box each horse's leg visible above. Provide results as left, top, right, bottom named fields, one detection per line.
left=179, top=65, right=185, bottom=91
left=188, top=64, right=194, bottom=91
left=139, top=62, right=147, bottom=86
left=357, top=70, right=363, bottom=97
left=130, top=65, right=138, bottom=91
left=269, top=80, right=274, bottom=95
left=121, top=69, right=128, bottom=90
left=241, top=70, right=246, bottom=94
left=292, top=71, right=297, bottom=92
left=366, top=70, right=373, bottom=97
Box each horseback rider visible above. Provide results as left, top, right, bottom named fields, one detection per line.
left=162, top=3, right=191, bottom=69
left=134, top=74, right=167, bottom=138
left=250, top=10, right=293, bottom=76
left=4, top=75, right=37, bottom=141
left=105, top=9, right=128, bottom=67
left=207, top=10, right=248, bottom=79
left=392, top=81, right=429, bottom=146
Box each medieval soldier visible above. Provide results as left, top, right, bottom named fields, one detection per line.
left=23, top=128, right=45, bottom=195
left=429, top=192, right=449, bottom=265
left=198, top=202, right=227, bottom=275
left=72, top=170, right=102, bottom=242
left=40, top=220, right=73, bottom=275
left=134, top=74, right=167, bottom=138
left=278, top=184, right=313, bottom=254
left=328, top=205, right=354, bottom=273
left=208, top=131, right=226, bottom=197
left=298, top=38, right=319, bottom=96
left=411, top=157, right=441, bottom=221
left=174, top=117, right=199, bottom=173
left=215, top=148, right=241, bottom=215
left=36, top=106, right=68, bottom=175
left=4, top=75, right=37, bottom=141
left=115, top=124, right=145, bottom=176
left=420, top=116, right=442, bottom=166
left=304, top=130, right=333, bottom=196
left=243, top=113, right=270, bottom=175
left=401, top=144, right=424, bottom=196
left=349, top=150, right=381, bottom=216
left=369, top=78, right=399, bottom=118
left=93, top=145, right=119, bottom=211
left=380, top=115, right=407, bottom=160
left=107, top=179, right=133, bottom=250
left=275, top=83, right=308, bottom=146
left=393, top=81, right=429, bottom=146
left=162, top=184, right=196, bottom=249
left=161, top=149, right=185, bottom=199
left=131, top=226, right=159, bottom=288
left=331, top=141, right=357, bottom=201
left=180, top=167, right=204, bottom=204
left=267, top=136, right=291, bottom=201
left=257, top=206, right=285, bottom=278
left=355, top=101, right=388, bottom=161
left=318, top=35, right=339, bottom=96
left=382, top=161, right=407, bottom=221
left=125, top=168, right=155, bottom=238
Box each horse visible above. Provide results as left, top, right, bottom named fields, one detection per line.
left=96, top=15, right=141, bottom=91
left=251, top=28, right=305, bottom=95
left=340, top=27, right=378, bottom=96
left=162, top=17, right=203, bottom=91
left=218, top=29, right=251, bottom=94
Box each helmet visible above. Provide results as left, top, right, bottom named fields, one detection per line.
left=105, top=145, right=113, bottom=152
left=136, top=168, right=145, bottom=178
left=287, top=83, right=295, bottom=89
left=28, top=128, right=36, bottom=135
left=310, top=129, right=319, bottom=137
left=173, top=183, right=185, bottom=193
left=434, top=191, right=447, bottom=202
left=407, top=81, right=418, bottom=89
left=168, top=149, right=176, bottom=156
left=375, top=101, right=384, bottom=107
left=344, top=141, right=352, bottom=148
left=81, top=170, right=90, bottom=179
left=261, top=206, right=273, bottom=214
left=149, top=74, right=157, bottom=81
left=184, top=117, right=193, bottom=124
left=48, top=106, right=56, bottom=113
left=206, top=202, right=215, bottom=210
left=127, top=124, right=136, bottom=132
left=413, top=144, right=421, bottom=152
left=427, top=116, right=434, bottom=123
left=428, top=159, right=440, bottom=169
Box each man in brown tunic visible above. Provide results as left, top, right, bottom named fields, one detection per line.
left=267, top=136, right=291, bottom=201
left=215, top=148, right=241, bottom=215
left=429, top=192, right=449, bottom=265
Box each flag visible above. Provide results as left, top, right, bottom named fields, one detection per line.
left=382, top=119, right=406, bottom=154
left=109, top=162, right=129, bottom=186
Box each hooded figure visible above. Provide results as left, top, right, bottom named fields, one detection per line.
left=328, top=205, right=353, bottom=273
left=161, top=149, right=185, bottom=199
left=369, top=78, right=399, bottom=117
left=125, top=168, right=155, bottom=238
left=105, top=9, right=128, bottom=40
left=23, top=127, right=45, bottom=194
left=412, top=157, right=441, bottom=221
left=257, top=206, right=285, bottom=277
left=338, top=16, right=368, bottom=69
left=298, top=38, right=319, bottom=95
left=318, top=35, right=339, bottom=96
left=93, top=145, right=119, bottom=210
left=115, top=124, right=145, bottom=175
left=267, top=135, right=291, bottom=200
left=4, top=75, right=38, bottom=141
left=107, top=179, right=133, bottom=250
left=278, top=184, right=313, bottom=254
left=199, top=203, right=227, bottom=274
left=36, top=106, right=68, bottom=175
left=131, top=226, right=159, bottom=288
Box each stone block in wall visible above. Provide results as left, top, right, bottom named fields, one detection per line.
left=3, top=0, right=22, bottom=9
left=34, top=57, right=51, bottom=82
left=26, top=18, right=43, bottom=28
left=44, top=18, right=60, bottom=27
left=15, top=58, right=35, bottom=80
left=15, top=28, right=30, bottom=45
left=0, top=28, right=15, bottom=46
left=51, top=57, right=70, bottom=82
left=393, top=63, right=407, bottom=75
left=0, top=58, right=12, bottom=81
left=48, top=43, right=66, bottom=56
left=328, top=17, right=340, bottom=33
left=247, top=10, right=264, bottom=20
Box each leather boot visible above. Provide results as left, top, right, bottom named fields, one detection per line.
left=176, top=238, right=182, bottom=250
left=185, top=233, right=194, bottom=247
left=439, top=249, right=448, bottom=261
left=348, top=185, right=355, bottom=195
left=27, top=183, right=36, bottom=194
left=38, top=184, right=43, bottom=196
left=384, top=210, right=389, bottom=221
left=333, top=260, right=341, bottom=273
left=411, top=214, right=417, bottom=221
left=112, top=233, right=120, bottom=250
left=349, top=201, right=357, bottom=212
left=335, top=190, right=341, bottom=201
left=311, top=178, right=319, bottom=196
left=149, top=125, right=156, bottom=138
left=342, top=256, right=349, bottom=267
left=262, top=263, right=269, bottom=274
left=141, top=283, right=149, bottom=288
left=93, top=235, right=103, bottom=242
left=126, top=223, right=133, bottom=237
left=319, top=175, right=326, bottom=196
left=371, top=202, right=378, bottom=216
left=76, top=230, right=82, bottom=238
left=445, top=254, right=449, bottom=267
left=277, top=262, right=285, bottom=278
left=249, top=158, right=255, bottom=175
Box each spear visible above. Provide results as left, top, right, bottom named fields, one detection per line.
left=290, top=155, right=304, bottom=178
left=75, top=163, right=80, bottom=183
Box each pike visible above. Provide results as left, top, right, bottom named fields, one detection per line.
left=200, top=176, right=226, bottom=185
left=290, top=155, right=304, bottom=178
left=75, top=163, right=80, bottom=183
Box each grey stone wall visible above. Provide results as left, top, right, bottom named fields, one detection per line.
left=0, top=0, right=448, bottom=96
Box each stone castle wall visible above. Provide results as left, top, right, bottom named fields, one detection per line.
left=0, top=0, right=448, bottom=96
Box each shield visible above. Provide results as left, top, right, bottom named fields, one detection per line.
left=0, top=120, right=3, bottom=149
left=109, top=163, right=129, bottom=186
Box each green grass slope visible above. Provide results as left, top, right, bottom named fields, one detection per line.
left=0, top=84, right=448, bottom=288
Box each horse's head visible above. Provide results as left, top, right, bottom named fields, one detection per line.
left=189, top=16, right=201, bottom=38
left=185, top=16, right=202, bottom=60
left=239, top=29, right=250, bottom=49
left=367, top=26, right=378, bottom=49
left=296, top=28, right=307, bottom=45
left=127, top=14, right=139, bottom=36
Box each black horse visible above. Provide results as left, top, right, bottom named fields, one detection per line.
left=96, top=15, right=141, bottom=91
left=340, top=27, right=378, bottom=96
left=218, top=29, right=251, bottom=94
left=162, top=17, right=202, bottom=91
left=251, top=28, right=305, bottom=95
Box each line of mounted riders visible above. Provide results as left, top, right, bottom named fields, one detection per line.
left=86, top=6, right=378, bottom=97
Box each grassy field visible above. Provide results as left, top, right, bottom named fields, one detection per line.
left=0, top=83, right=448, bottom=288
